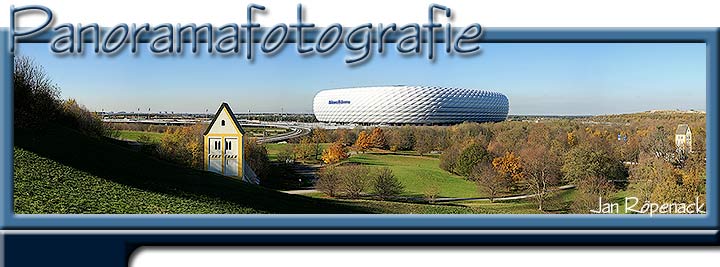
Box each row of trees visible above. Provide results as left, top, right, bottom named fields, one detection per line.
left=302, top=116, right=705, bottom=162
left=306, top=115, right=705, bottom=212
left=316, top=165, right=404, bottom=200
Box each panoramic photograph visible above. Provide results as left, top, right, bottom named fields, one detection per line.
left=12, top=42, right=707, bottom=214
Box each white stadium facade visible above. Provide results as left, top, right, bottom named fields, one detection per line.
left=313, top=86, right=509, bottom=125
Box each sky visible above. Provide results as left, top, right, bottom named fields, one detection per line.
left=17, top=42, right=706, bottom=115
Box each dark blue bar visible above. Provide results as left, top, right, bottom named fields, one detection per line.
left=3, top=232, right=719, bottom=267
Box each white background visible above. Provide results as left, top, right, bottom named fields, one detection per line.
left=131, top=246, right=720, bottom=267
left=5, top=0, right=720, bottom=266
left=3, top=0, right=720, bottom=27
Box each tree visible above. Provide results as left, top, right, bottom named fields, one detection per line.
left=159, top=124, right=205, bottom=169
left=372, top=168, right=404, bottom=200
left=321, top=141, right=348, bottom=164
left=244, top=138, right=270, bottom=180
left=294, top=136, right=315, bottom=161
left=446, top=122, right=489, bottom=148
left=342, top=165, right=370, bottom=199
left=471, top=162, right=509, bottom=202
left=487, top=123, right=528, bottom=156
left=413, top=127, right=435, bottom=156
left=316, top=166, right=342, bottom=197
left=13, top=56, right=60, bottom=130
left=641, top=126, right=677, bottom=163
left=336, top=129, right=357, bottom=146
left=386, top=126, right=415, bottom=151
left=311, top=129, right=327, bottom=160
left=492, top=151, right=524, bottom=183
left=439, top=142, right=463, bottom=173
left=561, top=136, right=626, bottom=213
left=678, top=153, right=706, bottom=206
left=628, top=151, right=705, bottom=213
left=628, top=153, right=682, bottom=204
left=619, top=133, right=641, bottom=163
left=368, top=127, right=386, bottom=149
left=566, top=131, right=577, bottom=147
left=353, top=131, right=371, bottom=153
left=562, top=140, right=627, bottom=187
left=454, top=142, right=491, bottom=177
left=571, top=175, right=614, bottom=213
left=518, top=144, right=562, bottom=211
left=276, top=144, right=296, bottom=164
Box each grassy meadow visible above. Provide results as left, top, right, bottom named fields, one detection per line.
left=348, top=153, right=481, bottom=198
left=117, top=130, right=164, bottom=143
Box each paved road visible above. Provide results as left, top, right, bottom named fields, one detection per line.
left=256, top=125, right=311, bottom=143
left=432, top=185, right=576, bottom=203
left=281, top=185, right=577, bottom=201
left=282, top=189, right=320, bottom=195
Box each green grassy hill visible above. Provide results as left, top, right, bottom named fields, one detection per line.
left=14, top=147, right=261, bottom=214
left=14, top=125, right=486, bottom=214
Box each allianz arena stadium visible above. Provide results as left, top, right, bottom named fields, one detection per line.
left=312, top=86, right=509, bottom=125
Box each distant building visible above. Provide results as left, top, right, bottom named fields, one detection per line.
left=675, top=124, right=693, bottom=153
left=313, top=86, right=509, bottom=125
left=203, top=103, right=258, bottom=184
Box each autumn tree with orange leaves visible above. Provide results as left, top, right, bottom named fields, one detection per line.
left=353, top=131, right=371, bottom=153
left=368, top=127, right=386, bottom=149
left=492, top=151, right=524, bottom=183
left=321, top=141, right=349, bottom=164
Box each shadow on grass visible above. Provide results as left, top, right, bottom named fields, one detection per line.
left=14, top=125, right=382, bottom=214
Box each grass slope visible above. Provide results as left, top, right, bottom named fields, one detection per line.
left=348, top=153, right=480, bottom=198
left=14, top=126, right=482, bottom=214
left=14, top=148, right=258, bottom=214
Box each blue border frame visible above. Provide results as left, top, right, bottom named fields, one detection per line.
left=1, top=28, right=718, bottom=232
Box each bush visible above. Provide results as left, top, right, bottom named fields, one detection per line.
left=316, top=166, right=342, bottom=197
left=455, top=142, right=491, bottom=177
left=341, top=165, right=370, bottom=199
left=13, top=56, right=60, bottom=130
left=294, top=136, right=315, bottom=161
left=423, top=182, right=441, bottom=203
left=158, top=124, right=205, bottom=169
left=372, top=168, right=404, bottom=200
left=59, top=99, right=116, bottom=137
left=14, top=56, right=115, bottom=137
left=276, top=144, right=296, bottom=164
left=244, top=138, right=270, bottom=181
